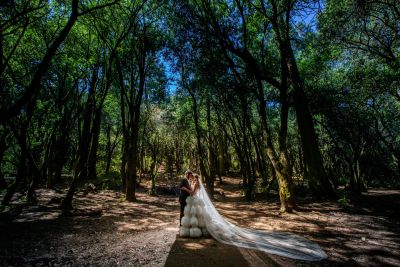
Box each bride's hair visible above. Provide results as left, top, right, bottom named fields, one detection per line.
left=192, top=174, right=200, bottom=193
left=184, top=169, right=192, bottom=178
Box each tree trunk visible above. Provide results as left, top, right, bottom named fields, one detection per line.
left=60, top=169, right=78, bottom=210
left=75, top=72, right=96, bottom=181
left=189, top=91, right=214, bottom=198
left=120, top=141, right=127, bottom=191
left=125, top=140, right=137, bottom=201
left=217, top=133, right=225, bottom=183
left=105, top=126, right=112, bottom=175
left=26, top=152, right=41, bottom=203
left=60, top=123, right=83, bottom=210
left=2, top=157, right=26, bottom=206
left=286, top=44, right=336, bottom=199
left=0, top=132, right=8, bottom=189
left=118, top=58, right=127, bottom=192
left=265, top=161, right=277, bottom=197
left=2, top=129, right=28, bottom=206
left=54, top=131, right=68, bottom=183
left=60, top=91, right=95, bottom=210
left=87, top=108, right=102, bottom=179
left=148, top=156, right=157, bottom=196
left=244, top=146, right=256, bottom=201
left=206, top=97, right=216, bottom=194
left=275, top=165, right=295, bottom=212
left=0, top=167, right=6, bottom=190
left=125, top=61, right=145, bottom=201
left=46, top=134, right=57, bottom=189
left=53, top=112, right=71, bottom=183
left=255, top=76, right=296, bottom=212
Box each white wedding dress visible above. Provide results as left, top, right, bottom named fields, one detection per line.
left=179, top=180, right=327, bottom=261
left=179, top=195, right=209, bottom=237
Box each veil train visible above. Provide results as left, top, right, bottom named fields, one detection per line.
left=197, top=180, right=328, bottom=261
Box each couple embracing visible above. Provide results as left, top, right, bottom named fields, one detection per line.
left=175, top=169, right=328, bottom=261
left=178, top=170, right=208, bottom=237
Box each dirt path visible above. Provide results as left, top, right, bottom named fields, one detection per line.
left=1, top=176, right=399, bottom=266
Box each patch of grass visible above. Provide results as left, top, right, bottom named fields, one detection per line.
left=19, top=195, right=28, bottom=203
left=338, top=195, right=350, bottom=206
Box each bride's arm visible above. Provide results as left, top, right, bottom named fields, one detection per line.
left=181, top=186, right=192, bottom=194
left=190, top=181, right=199, bottom=195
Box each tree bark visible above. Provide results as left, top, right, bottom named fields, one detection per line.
left=206, top=96, right=216, bottom=194
left=26, top=151, right=41, bottom=203
left=60, top=80, right=96, bottom=210
left=105, top=125, right=112, bottom=174
left=87, top=107, right=102, bottom=179
left=125, top=58, right=146, bottom=202
left=120, top=141, right=127, bottom=191
left=217, top=133, right=225, bottom=183
left=285, top=44, right=336, bottom=199
left=255, top=75, right=295, bottom=212
left=189, top=90, right=214, bottom=198
left=46, top=135, right=56, bottom=189
left=2, top=127, right=28, bottom=206
left=54, top=119, right=70, bottom=183
left=0, top=131, right=8, bottom=189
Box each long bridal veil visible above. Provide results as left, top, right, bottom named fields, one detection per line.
left=197, top=180, right=328, bottom=261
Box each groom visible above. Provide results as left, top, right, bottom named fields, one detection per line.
left=179, top=170, right=194, bottom=226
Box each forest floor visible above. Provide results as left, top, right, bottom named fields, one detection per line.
left=0, top=174, right=399, bottom=267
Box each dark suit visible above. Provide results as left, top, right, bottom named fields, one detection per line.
left=179, top=178, right=190, bottom=225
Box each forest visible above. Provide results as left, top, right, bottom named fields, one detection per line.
left=0, top=0, right=399, bottom=266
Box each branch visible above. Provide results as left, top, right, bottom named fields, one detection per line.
left=78, top=0, right=121, bottom=16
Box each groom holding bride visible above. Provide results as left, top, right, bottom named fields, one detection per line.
left=178, top=170, right=207, bottom=238
left=179, top=170, right=201, bottom=226
left=178, top=170, right=194, bottom=226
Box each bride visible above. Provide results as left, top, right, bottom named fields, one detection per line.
left=179, top=171, right=328, bottom=261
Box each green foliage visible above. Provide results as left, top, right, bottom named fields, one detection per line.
left=98, top=174, right=122, bottom=191
left=338, top=195, right=350, bottom=206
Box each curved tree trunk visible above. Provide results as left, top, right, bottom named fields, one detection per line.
left=255, top=75, right=295, bottom=212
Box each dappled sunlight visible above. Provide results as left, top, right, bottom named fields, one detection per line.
left=165, top=226, right=179, bottom=232
left=115, top=218, right=172, bottom=232
left=182, top=241, right=206, bottom=250
left=14, top=211, right=60, bottom=223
